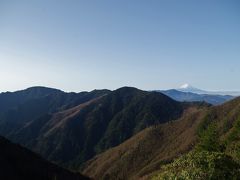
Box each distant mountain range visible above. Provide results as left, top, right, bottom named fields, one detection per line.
left=178, top=83, right=240, bottom=96
left=160, top=89, right=234, bottom=105
left=155, top=84, right=239, bottom=105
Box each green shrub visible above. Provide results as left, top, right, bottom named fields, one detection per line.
left=197, top=123, right=221, bottom=152
left=152, top=151, right=240, bottom=180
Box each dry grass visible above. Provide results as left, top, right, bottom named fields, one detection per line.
left=43, top=96, right=103, bottom=137
left=82, top=107, right=207, bottom=180
left=82, top=97, right=240, bottom=180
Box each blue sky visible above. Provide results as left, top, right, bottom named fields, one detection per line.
left=0, top=0, right=239, bottom=92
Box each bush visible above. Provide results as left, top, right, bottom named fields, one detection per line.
left=197, top=123, right=221, bottom=152
left=152, top=151, right=240, bottom=180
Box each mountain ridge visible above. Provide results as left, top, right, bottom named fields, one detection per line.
left=0, top=86, right=198, bottom=170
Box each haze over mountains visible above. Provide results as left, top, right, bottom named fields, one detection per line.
left=161, top=89, right=234, bottom=105
left=177, top=83, right=240, bottom=96
left=0, top=86, right=240, bottom=179
left=155, top=84, right=237, bottom=105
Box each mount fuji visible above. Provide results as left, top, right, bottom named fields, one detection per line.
left=177, top=83, right=240, bottom=96
left=178, top=84, right=207, bottom=94
left=156, top=83, right=238, bottom=105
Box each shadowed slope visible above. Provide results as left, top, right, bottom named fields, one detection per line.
left=8, top=87, right=188, bottom=169
left=0, top=136, right=89, bottom=180
left=0, top=87, right=110, bottom=137
left=0, top=86, right=63, bottom=112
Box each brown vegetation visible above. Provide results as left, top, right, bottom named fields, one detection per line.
left=83, top=97, right=240, bottom=180
left=82, top=107, right=207, bottom=180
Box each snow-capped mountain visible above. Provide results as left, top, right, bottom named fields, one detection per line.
left=177, top=83, right=240, bottom=96
left=178, top=84, right=207, bottom=94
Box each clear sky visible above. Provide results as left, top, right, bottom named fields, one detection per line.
left=0, top=0, right=239, bottom=92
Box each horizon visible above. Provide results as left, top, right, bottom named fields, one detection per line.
left=1, top=83, right=240, bottom=94
left=1, top=0, right=240, bottom=92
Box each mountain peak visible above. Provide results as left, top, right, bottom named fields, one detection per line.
left=178, top=84, right=206, bottom=94
left=179, top=83, right=193, bottom=89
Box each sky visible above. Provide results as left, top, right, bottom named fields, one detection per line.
left=0, top=0, right=240, bottom=92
